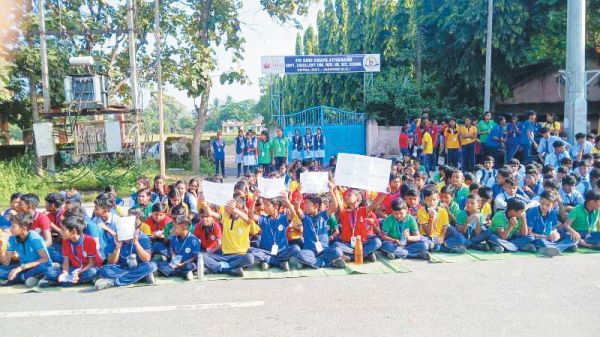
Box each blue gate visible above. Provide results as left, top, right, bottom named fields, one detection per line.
left=279, top=106, right=366, bottom=161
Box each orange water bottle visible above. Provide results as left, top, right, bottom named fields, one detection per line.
left=354, top=236, right=363, bottom=265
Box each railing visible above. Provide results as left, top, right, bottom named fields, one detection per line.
left=279, top=106, right=365, bottom=127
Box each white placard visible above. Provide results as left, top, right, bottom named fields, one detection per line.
left=300, top=172, right=329, bottom=194
left=115, top=216, right=136, bottom=241
left=202, top=180, right=235, bottom=206
left=257, top=177, right=286, bottom=199
left=334, top=153, right=391, bottom=193
left=33, top=122, right=56, bottom=157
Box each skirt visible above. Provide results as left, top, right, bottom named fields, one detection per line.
left=235, top=153, right=243, bottom=164
left=314, top=149, right=325, bottom=159
left=243, top=154, right=257, bottom=166
left=292, top=150, right=303, bottom=161
left=303, top=150, right=314, bottom=160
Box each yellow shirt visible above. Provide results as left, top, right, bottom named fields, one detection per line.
left=459, top=125, right=478, bottom=145
left=417, top=207, right=449, bottom=238
left=289, top=180, right=299, bottom=193
left=593, top=146, right=600, bottom=155
left=444, top=129, right=460, bottom=149
left=422, top=132, right=433, bottom=154
left=220, top=210, right=251, bottom=255
left=481, top=202, right=492, bottom=218
left=542, top=121, right=561, bottom=135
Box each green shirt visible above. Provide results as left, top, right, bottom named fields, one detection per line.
left=328, top=214, right=339, bottom=235
left=272, top=136, right=289, bottom=158
left=454, top=186, right=470, bottom=206
left=448, top=201, right=460, bottom=220
left=381, top=214, right=418, bottom=240
left=477, top=120, right=496, bottom=143
left=132, top=203, right=154, bottom=220
left=258, top=140, right=273, bottom=164
left=164, top=222, right=195, bottom=238
left=568, top=204, right=600, bottom=233
left=489, top=211, right=523, bottom=238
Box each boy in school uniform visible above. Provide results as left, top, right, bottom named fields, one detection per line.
left=476, top=156, right=498, bottom=188
left=417, top=187, right=467, bottom=253
left=44, top=192, right=66, bottom=263
left=381, top=199, right=430, bottom=260
left=92, top=193, right=119, bottom=261
left=526, top=191, right=576, bottom=256
left=141, top=203, right=173, bottom=257
left=193, top=208, right=222, bottom=253
left=455, top=195, right=490, bottom=251
left=0, top=213, right=52, bottom=287
left=19, top=194, right=53, bottom=250
left=44, top=215, right=102, bottom=286
left=487, top=198, right=535, bottom=253
left=493, top=176, right=529, bottom=213
left=561, top=190, right=600, bottom=250
left=439, top=185, right=460, bottom=225
left=403, top=188, right=421, bottom=217
left=559, top=176, right=584, bottom=212
left=235, top=128, right=245, bottom=178
left=157, top=218, right=201, bottom=280
left=449, top=170, right=470, bottom=208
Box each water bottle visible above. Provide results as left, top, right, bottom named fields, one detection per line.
left=197, top=253, right=205, bottom=280
left=127, top=254, right=138, bottom=269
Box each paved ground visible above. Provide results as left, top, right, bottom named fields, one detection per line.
left=1, top=254, right=599, bottom=337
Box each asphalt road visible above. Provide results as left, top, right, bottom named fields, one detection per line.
left=1, top=254, right=599, bottom=337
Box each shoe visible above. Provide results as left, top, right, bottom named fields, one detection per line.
left=25, top=276, right=40, bottom=288
left=449, top=246, right=467, bottom=254
left=386, top=252, right=396, bottom=260
left=228, top=267, right=244, bottom=277
left=260, top=261, right=269, bottom=271
left=367, top=253, right=377, bottom=262
left=478, top=243, right=490, bottom=251
left=280, top=261, right=290, bottom=271
left=146, top=273, right=156, bottom=285
left=0, top=280, right=11, bottom=287
left=288, top=257, right=303, bottom=270
left=57, top=273, right=68, bottom=284
left=540, top=246, right=560, bottom=257
left=331, top=258, right=346, bottom=269
left=185, top=271, right=194, bottom=281
left=416, top=251, right=431, bottom=261
left=94, top=278, right=115, bottom=291
left=492, top=245, right=504, bottom=254
left=567, top=245, right=578, bottom=253
left=520, top=244, right=537, bottom=253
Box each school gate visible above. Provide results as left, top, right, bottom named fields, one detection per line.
left=279, top=106, right=366, bottom=161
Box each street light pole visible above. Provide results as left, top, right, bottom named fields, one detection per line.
left=564, top=0, right=587, bottom=143
left=127, top=0, right=142, bottom=164
left=37, top=0, right=55, bottom=174
left=483, top=0, right=493, bottom=113
left=155, top=0, right=166, bottom=177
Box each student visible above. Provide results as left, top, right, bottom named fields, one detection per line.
left=519, top=111, right=537, bottom=164
left=487, top=198, right=535, bottom=253
left=381, top=199, right=430, bottom=260
left=537, top=127, right=568, bottom=161
left=478, top=111, right=497, bottom=158
left=258, top=130, right=273, bottom=175
left=439, top=185, right=460, bottom=225
left=570, top=132, right=593, bottom=161
left=313, top=127, right=326, bottom=169
left=95, top=210, right=158, bottom=290
left=506, top=115, right=521, bottom=161
left=398, top=124, right=411, bottom=157
left=522, top=169, right=544, bottom=199
left=493, top=176, right=528, bottom=213
left=130, top=176, right=152, bottom=208
left=243, top=131, right=258, bottom=174
left=44, top=215, right=102, bottom=286
left=455, top=195, right=489, bottom=250
left=91, top=193, right=119, bottom=261
left=476, top=156, right=498, bottom=188
left=559, top=176, right=584, bottom=212
left=417, top=187, right=467, bottom=253
left=272, top=126, right=289, bottom=171
left=132, top=189, right=154, bottom=220
left=545, top=141, right=571, bottom=167
left=459, top=117, right=477, bottom=172
left=444, top=118, right=460, bottom=168
left=449, top=170, right=470, bottom=208
left=0, top=213, right=52, bottom=287
left=201, top=198, right=255, bottom=277
left=174, top=180, right=197, bottom=216
left=193, top=208, right=222, bottom=254
left=211, top=131, right=226, bottom=177
left=561, top=190, right=600, bottom=250
left=381, top=174, right=403, bottom=217
left=44, top=192, right=65, bottom=262
left=235, top=129, right=245, bottom=178
left=152, top=175, right=168, bottom=205
left=167, top=189, right=190, bottom=218
left=542, top=113, right=561, bottom=135
left=3, top=192, right=22, bottom=219
left=330, top=189, right=384, bottom=262
left=141, top=203, right=173, bottom=257
left=526, top=191, right=576, bottom=256
left=403, top=187, right=421, bottom=217
left=157, top=218, right=201, bottom=280
left=303, top=128, right=314, bottom=163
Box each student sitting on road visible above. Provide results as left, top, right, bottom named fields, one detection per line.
left=141, top=203, right=173, bottom=257
left=157, top=218, right=201, bottom=281
left=455, top=195, right=490, bottom=251
left=561, top=190, right=600, bottom=250
left=526, top=191, right=576, bottom=257
left=487, top=198, right=535, bottom=254
left=131, top=189, right=154, bottom=220
left=381, top=199, right=430, bottom=260
left=193, top=208, right=222, bottom=254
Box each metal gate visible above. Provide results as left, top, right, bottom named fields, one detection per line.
left=279, top=106, right=366, bottom=161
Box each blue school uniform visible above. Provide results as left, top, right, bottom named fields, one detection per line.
left=506, top=123, right=521, bottom=160
left=0, top=216, right=9, bottom=229
left=526, top=206, right=575, bottom=252
left=92, top=213, right=118, bottom=260
left=99, top=233, right=157, bottom=287
left=157, top=232, right=201, bottom=277
left=0, top=231, right=52, bottom=283
left=295, top=211, right=343, bottom=268
left=250, top=214, right=303, bottom=267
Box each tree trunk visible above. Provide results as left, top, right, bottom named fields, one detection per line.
left=191, top=82, right=211, bottom=173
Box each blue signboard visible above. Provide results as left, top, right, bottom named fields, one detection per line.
left=261, top=54, right=380, bottom=75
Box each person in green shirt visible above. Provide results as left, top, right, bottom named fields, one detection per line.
left=271, top=126, right=289, bottom=170
left=257, top=131, right=273, bottom=175
left=440, top=185, right=460, bottom=225
left=478, top=111, right=497, bottom=158
left=562, top=190, right=600, bottom=249
left=487, top=198, right=534, bottom=253
left=380, top=199, right=430, bottom=260
left=455, top=195, right=489, bottom=251
left=449, top=170, right=470, bottom=208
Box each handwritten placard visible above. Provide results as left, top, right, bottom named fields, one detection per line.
left=334, top=153, right=391, bottom=193
left=258, top=177, right=286, bottom=199
left=202, top=180, right=235, bottom=206
left=300, top=172, right=329, bottom=194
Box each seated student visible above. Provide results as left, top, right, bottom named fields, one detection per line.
left=19, top=194, right=53, bottom=250
left=248, top=191, right=307, bottom=271
left=94, top=209, right=158, bottom=290
left=330, top=189, right=384, bottom=262
left=493, top=176, right=529, bottom=213
left=449, top=170, right=470, bottom=208
left=476, top=156, right=498, bottom=188
left=130, top=176, right=153, bottom=208
left=44, top=192, right=66, bottom=263
left=91, top=193, right=119, bottom=261
left=559, top=176, right=584, bottom=212
left=455, top=195, right=490, bottom=251
left=166, top=189, right=190, bottom=218
left=43, top=215, right=102, bottom=286
left=131, top=189, right=154, bottom=220
left=141, top=203, right=173, bottom=257
left=294, top=190, right=346, bottom=269
left=403, top=187, right=421, bottom=217
left=3, top=192, right=23, bottom=219
left=0, top=213, right=52, bottom=287
left=576, top=165, right=598, bottom=196
left=417, top=187, right=466, bottom=254
left=491, top=168, right=511, bottom=198
left=380, top=174, right=403, bottom=217
left=545, top=141, right=571, bottom=167
left=381, top=199, right=430, bottom=260
left=104, top=185, right=125, bottom=207
left=487, top=198, right=535, bottom=253
left=478, top=187, right=494, bottom=222
left=522, top=168, right=544, bottom=199
left=193, top=208, right=222, bottom=254
left=526, top=191, right=576, bottom=257
left=439, top=185, right=460, bottom=225
left=201, top=198, right=255, bottom=277
left=157, top=218, right=201, bottom=280
left=561, top=190, right=600, bottom=250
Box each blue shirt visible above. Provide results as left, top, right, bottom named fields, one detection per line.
left=301, top=211, right=330, bottom=252
left=113, top=233, right=152, bottom=265
left=526, top=206, right=559, bottom=236
left=83, top=214, right=100, bottom=239
left=7, top=231, right=52, bottom=264
left=235, top=136, right=245, bottom=154
left=92, top=213, right=118, bottom=258
left=520, top=120, right=535, bottom=145
left=485, top=125, right=504, bottom=148
left=168, top=232, right=201, bottom=261
left=258, top=214, right=290, bottom=251
left=506, top=123, right=520, bottom=145
left=0, top=216, right=9, bottom=230
left=212, top=139, right=226, bottom=160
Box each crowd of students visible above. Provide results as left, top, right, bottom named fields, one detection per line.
left=1, top=111, right=599, bottom=291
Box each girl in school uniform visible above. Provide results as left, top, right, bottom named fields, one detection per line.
left=313, top=127, right=326, bottom=169
left=292, top=129, right=303, bottom=161
left=303, top=128, right=314, bottom=163
left=242, top=131, right=258, bottom=174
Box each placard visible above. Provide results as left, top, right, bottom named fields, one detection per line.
left=115, top=216, right=136, bottom=241
left=202, top=180, right=235, bottom=206
left=334, top=153, right=391, bottom=193
left=257, top=177, right=286, bottom=199
left=300, top=172, right=329, bottom=194
left=33, top=122, right=56, bottom=157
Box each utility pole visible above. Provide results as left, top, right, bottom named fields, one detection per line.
left=483, top=0, right=493, bottom=113
left=155, top=0, right=166, bottom=176
left=564, top=0, right=587, bottom=143
left=37, top=0, right=55, bottom=174
left=127, top=0, right=142, bottom=164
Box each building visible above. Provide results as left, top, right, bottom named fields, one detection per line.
left=221, top=117, right=265, bottom=134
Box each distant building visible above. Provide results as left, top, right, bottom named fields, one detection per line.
left=221, top=117, right=265, bottom=134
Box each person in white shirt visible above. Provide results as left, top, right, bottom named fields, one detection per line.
left=536, top=127, right=569, bottom=160
left=476, top=156, right=497, bottom=188
left=559, top=176, right=584, bottom=209
left=545, top=141, right=571, bottom=167
left=570, top=133, right=593, bottom=161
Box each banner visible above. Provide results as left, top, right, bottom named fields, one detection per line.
left=300, top=172, right=329, bottom=194
left=334, top=153, right=391, bottom=193
left=257, top=177, right=286, bottom=199
left=261, top=54, right=380, bottom=75
left=202, top=180, right=235, bottom=206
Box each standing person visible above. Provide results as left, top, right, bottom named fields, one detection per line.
left=257, top=130, right=273, bottom=175
left=542, top=113, right=561, bottom=136
left=291, top=129, right=303, bottom=162
left=506, top=115, right=521, bottom=162
left=313, top=127, right=326, bottom=170
left=242, top=131, right=258, bottom=174
left=478, top=111, right=497, bottom=160
left=460, top=117, right=477, bottom=172
left=430, top=120, right=441, bottom=170
left=485, top=116, right=506, bottom=166
left=211, top=131, right=226, bottom=177
left=303, top=128, right=314, bottom=165
left=421, top=127, right=434, bottom=173
left=519, top=111, right=537, bottom=164
left=234, top=129, right=245, bottom=178
left=272, top=126, right=289, bottom=171
left=444, top=118, right=461, bottom=168
left=398, top=124, right=411, bottom=157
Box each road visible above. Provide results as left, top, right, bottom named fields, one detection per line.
left=1, top=254, right=599, bottom=337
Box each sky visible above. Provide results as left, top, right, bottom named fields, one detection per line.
left=166, top=1, right=323, bottom=110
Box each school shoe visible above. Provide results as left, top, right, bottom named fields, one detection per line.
left=260, top=261, right=269, bottom=271
left=386, top=252, right=396, bottom=260
left=539, top=246, right=560, bottom=257
left=25, top=276, right=40, bottom=288
left=331, top=258, right=346, bottom=269
left=477, top=243, right=490, bottom=251
left=416, top=251, right=431, bottom=261
left=280, top=261, right=290, bottom=271
left=448, top=246, right=467, bottom=254
left=566, top=245, right=578, bottom=253
left=94, top=278, right=115, bottom=291
left=492, top=245, right=504, bottom=254
left=520, top=244, right=537, bottom=253
left=185, top=271, right=194, bottom=281
left=228, top=267, right=244, bottom=277
left=367, top=253, right=377, bottom=263
left=146, top=272, right=156, bottom=285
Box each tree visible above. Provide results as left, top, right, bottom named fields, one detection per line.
left=144, top=94, right=194, bottom=134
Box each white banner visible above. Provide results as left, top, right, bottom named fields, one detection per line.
left=202, top=180, right=235, bottom=206
left=257, top=177, right=286, bottom=199
left=300, top=172, right=329, bottom=194
left=334, top=153, right=391, bottom=193
left=115, top=216, right=136, bottom=241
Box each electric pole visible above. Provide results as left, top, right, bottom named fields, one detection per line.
left=483, top=0, right=493, bottom=113
left=564, top=0, right=587, bottom=143
left=155, top=0, right=166, bottom=176
left=37, top=0, right=55, bottom=174
left=127, top=0, right=142, bottom=164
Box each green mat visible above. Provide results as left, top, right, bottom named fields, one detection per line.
left=429, top=247, right=600, bottom=263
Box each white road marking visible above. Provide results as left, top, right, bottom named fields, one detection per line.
left=0, top=301, right=264, bottom=318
